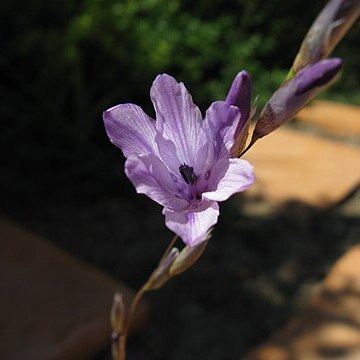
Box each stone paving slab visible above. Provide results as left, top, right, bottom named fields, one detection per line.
left=243, top=245, right=360, bottom=360
left=243, top=126, right=360, bottom=207
left=0, top=217, right=148, bottom=360
left=296, top=100, right=360, bottom=137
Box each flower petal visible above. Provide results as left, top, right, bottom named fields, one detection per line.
left=103, top=103, right=156, bottom=158
left=125, top=154, right=188, bottom=211
left=225, top=70, right=252, bottom=123
left=203, top=158, right=255, bottom=202
left=225, top=71, right=254, bottom=157
left=203, top=101, right=241, bottom=160
left=150, top=74, right=208, bottom=175
left=163, top=202, right=219, bottom=247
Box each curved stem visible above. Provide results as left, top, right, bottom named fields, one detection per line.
left=117, top=234, right=178, bottom=360
left=124, top=285, right=147, bottom=338
left=116, top=334, right=126, bottom=360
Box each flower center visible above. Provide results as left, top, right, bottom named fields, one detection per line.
left=179, top=163, right=197, bottom=185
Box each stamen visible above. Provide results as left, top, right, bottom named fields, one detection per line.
left=179, top=164, right=197, bottom=185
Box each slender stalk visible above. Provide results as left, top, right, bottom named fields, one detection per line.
left=123, top=285, right=147, bottom=339
left=117, top=335, right=126, bottom=360
left=116, top=285, right=146, bottom=360
left=116, top=235, right=178, bottom=360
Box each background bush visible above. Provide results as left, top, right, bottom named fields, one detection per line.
left=1, top=0, right=359, bottom=175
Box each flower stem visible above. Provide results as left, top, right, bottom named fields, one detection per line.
left=116, top=235, right=178, bottom=360
left=116, top=285, right=146, bottom=360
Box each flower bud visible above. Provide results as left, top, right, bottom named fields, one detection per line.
left=226, top=71, right=252, bottom=118
left=291, top=0, right=360, bottom=75
left=144, top=247, right=180, bottom=290
left=225, top=71, right=254, bottom=157
left=253, top=58, right=343, bottom=139
left=169, top=238, right=209, bottom=276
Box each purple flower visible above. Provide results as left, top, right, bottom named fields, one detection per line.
left=103, top=74, right=255, bottom=246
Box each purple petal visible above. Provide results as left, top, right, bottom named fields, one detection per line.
left=103, top=104, right=157, bottom=158
left=296, top=58, right=343, bottom=94
left=202, top=158, right=255, bottom=202
left=203, top=101, right=240, bottom=160
left=225, top=71, right=253, bottom=157
left=163, top=202, right=219, bottom=246
left=150, top=74, right=208, bottom=175
left=154, top=132, right=184, bottom=173
left=125, top=154, right=188, bottom=211
left=226, top=70, right=252, bottom=127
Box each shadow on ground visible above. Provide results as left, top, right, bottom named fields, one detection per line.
left=0, top=157, right=359, bottom=360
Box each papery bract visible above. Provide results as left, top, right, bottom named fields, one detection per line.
left=169, top=239, right=209, bottom=276
left=145, top=247, right=180, bottom=290
left=104, top=74, right=255, bottom=246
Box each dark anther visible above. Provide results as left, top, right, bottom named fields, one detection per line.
left=179, top=163, right=197, bottom=185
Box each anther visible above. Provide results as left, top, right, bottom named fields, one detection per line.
left=179, top=164, right=197, bottom=185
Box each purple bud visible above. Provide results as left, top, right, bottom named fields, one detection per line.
left=292, top=0, right=360, bottom=74
left=226, top=71, right=252, bottom=119
left=253, top=58, right=343, bottom=139
left=296, top=58, right=343, bottom=94
left=225, top=71, right=253, bottom=157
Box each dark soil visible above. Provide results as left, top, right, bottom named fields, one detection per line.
left=1, top=140, right=359, bottom=360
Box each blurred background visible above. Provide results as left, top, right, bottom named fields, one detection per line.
left=0, top=0, right=359, bottom=359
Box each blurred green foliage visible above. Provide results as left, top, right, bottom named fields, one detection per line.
left=1, top=0, right=359, bottom=168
